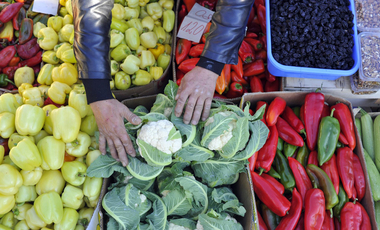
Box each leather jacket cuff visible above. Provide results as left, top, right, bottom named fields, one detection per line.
left=196, top=56, right=225, bottom=75
left=82, top=79, right=114, bottom=104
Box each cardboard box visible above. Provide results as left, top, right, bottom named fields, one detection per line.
left=240, top=91, right=377, bottom=230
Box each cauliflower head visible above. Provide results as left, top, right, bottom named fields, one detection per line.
left=168, top=223, right=191, bottom=230
left=207, top=120, right=236, bottom=151
left=137, top=119, right=182, bottom=154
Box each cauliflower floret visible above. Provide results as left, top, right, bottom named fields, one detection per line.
left=140, top=194, right=147, bottom=203
left=207, top=120, right=236, bottom=151
left=168, top=223, right=191, bottom=230
left=137, top=120, right=182, bottom=154
left=195, top=221, right=203, bottom=230
left=224, top=214, right=238, bottom=223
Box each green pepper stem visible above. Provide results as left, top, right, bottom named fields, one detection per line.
left=360, top=107, right=368, bottom=116
left=330, top=108, right=335, bottom=117
left=329, top=209, right=333, bottom=218
left=259, top=168, right=264, bottom=176
left=78, top=172, right=87, bottom=177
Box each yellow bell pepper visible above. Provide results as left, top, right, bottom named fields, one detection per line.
left=48, top=81, right=72, bottom=105
left=47, top=16, right=63, bottom=33
left=65, top=131, right=91, bottom=157
left=20, top=167, right=43, bottom=186
left=0, top=146, right=3, bottom=164
left=142, top=16, right=154, bottom=32
left=15, top=185, right=37, bottom=203
left=61, top=185, right=83, bottom=209
left=38, top=85, right=50, bottom=98
left=139, top=50, right=156, bottom=69
left=42, top=104, right=58, bottom=135
left=13, top=94, right=23, bottom=106
left=58, top=24, right=73, bottom=42
left=112, top=4, right=125, bottom=20
left=18, top=83, right=33, bottom=97
left=110, top=78, right=115, bottom=90
left=110, top=29, right=124, bottom=48
left=140, top=32, right=158, bottom=48
left=38, top=136, right=65, bottom=170
left=0, top=212, right=14, bottom=229
left=157, top=52, right=170, bottom=70
left=136, top=45, right=147, bottom=55
left=0, top=94, right=20, bottom=114
left=125, top=7, right=139, bottom=20
left=42, top=51, right=59, bottom=64
left=127, top=0, right=139, bottom=7
left=8, top=133, right=35, bottom=150
left=13, top=203, right=33, bottom=221
left=34, top=192, right=63, bottom=224
left=75, top=225, right=85, bottom=230
left=14, top=67, right=35, bottom=88
left=155, top=20, right=162, bottom=27
left=125, top=28, right=140, bottom=50
left=127, top=18, right=143, bottom=34
left=140, top=6, right=149, bottom=19
left=22, top=87, right=44, bottom=107
left=0, top=112, right=15, bottom=139
left=132, top=69, right=152, bottom=85
left=55, top=42, right=71, bottom=59
left=14, top=220, right=29, bottom=230
left=61, top=161, right=87, bottom=186
left=33, top=130, right=49, bottom=145
left=68, top=88, right=91, bottom=118
left=153, top=25, right=166, bottom=44
left=25, top=206, right=46, bottom=229
left=78, top=208, right=94, bottom=226
left=37, top=64, right=55, bottom=86
left=120, top=54, right=141, bottom=74
left=163, top=9, right=175, bottom=32
left=55, top=208, right=79, bottom=230
left=139, top=0, right=149, bottom=6
left=15, top=104, right=45, bottom=136
left=9, top=138, right=42, bottom=171
left=63, top=14, right=73, bottom=25
left=110, top=44, right=131, bottom=62
left=147, top=3, right=162, bottom=20
left=149, top=43, right=164, bottom=59
left=36, top=170, right=65, bottom=195
left=110, top=60, right=119, bottom=76
left=69, top=30, right=74, bottom=44
left=164, top=44, right=171, bottom=54
left=51, top=106, right=81, bottom=143
left=38, top=27, right=59, bottom=51
left=159, top=0, right=174, bottom=10
left=52, top=63, right=78, bottom=85
left=60, top=0, right=67, bottom=6
left=60, top=48, right=77, bottom=64
left=114, top=71, right=131, bottom=90
left=0, top=164, right=23, bottom=196
left=83, top=177, right=102, bottom=208
left=2, top=156, right=20, bottom=171
left=110, top=17, right=129, bottom=33
left=0, top=195, right=15, bottom=215
left=164, top=31, right=172, bottom=45
left=150, top=66, right=163, bottom=80
left=86, top=150, right=101, bottom=167
left=33, top=22, right=46, bottom=38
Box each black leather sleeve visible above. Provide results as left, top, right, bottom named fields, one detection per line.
left=201, top=0, right=255, bottom=65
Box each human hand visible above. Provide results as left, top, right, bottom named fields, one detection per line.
left=90, top=99, right=142, bottom=166
left=175, top=66, right=219, bottom=125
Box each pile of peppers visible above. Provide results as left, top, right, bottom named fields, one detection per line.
left=249, top=92, right=371, bottom=230
left=175, top=0, right=280, bottom=99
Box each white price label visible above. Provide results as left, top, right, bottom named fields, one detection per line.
left=32, top=0, right=59, bottom=15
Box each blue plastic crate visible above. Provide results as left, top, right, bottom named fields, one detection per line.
left=266, top=0, right=360, bottom=80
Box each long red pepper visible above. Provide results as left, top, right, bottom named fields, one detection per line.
left=282, top=106, right=305, bottom=134
left=276, top=188, right=302, bottom=230
left=251, top=172, right=291, bottom=217
left=231, top=56, right=244, bottom=80
left=19, top=51, right=42, bottom=67
left=331, top=103, right=356, bottom=150
left=256, top=125, right=278, bottom=174
left=304, top=91, right=325, bottom=150
left=0, top=46, right=16, bottom=68
left=261, top=173, right=284, bottom=195
left=340, top=202, right=362, bottom=230
left=337, top=147, right=355, bottom=199
left=321, top=154, right=340, bottom=195
left=276, top=117, right=304, bottom=147
left=300, top=104, right=305, bottom=124
left=178, top=58, right=199, bottom=73
left=334, top=217, right=341, bottom=230
left=248, top=152, right=258, bottom=172
left=304, top=189, right=325, bottom=230
left=188, top=44, right=205, bottom=58
left=352, top=154, right=366, bottom=202
left=16, top=37, right=40, bottom=60
left=288, top=157, right=313, bottom=209
left=256, top=101, right=267, bottom=126
left=258, top=212, right=269, bottom=230
left=266, top=97, right=286, bottom=126
left=264, top=77, right=280, bottom=92
left=175, top=38, right=192, bottom=65
left=244, top=37, right=263, bottom=51
left=250, top=76, right=264, bottom=92
left=294, top=214, right=304, bottom=230
left=321, top=104, right=331, bottom=118
left=322, top=210, right=335, bottom=230
left=338, top=133, right=349, bottom=146
left=231, top=71, right=248, bottom=86
left=0, top=2, right=24, bottom=23
left=357, top=203, right=371, bottom=230
left=265, top=71, right=276, bottom=83
left=257, top=4, right=266, bottom=33
left=308, top=150, right=318, bottom=166
left=244, top=59, right=265, bottom=76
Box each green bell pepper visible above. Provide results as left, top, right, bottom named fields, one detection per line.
left=25, top=206, right=46, bottom=229
left=142, top=16, right=154, bottom=32
left=274, top=150, right=295, bottom=191
left=110, top=60, right=120, bottom=76
left=120, top=55, right=141, bottom=74
left=110, top=44, right=131, bottom=62
left=296, top=141, right=309, bottom=168
left=333, top=184, right=348, bottom=219
left=54, top=208, right=79, bottom=230
left=61, top=161, right=87, bottom=186
left=317, top=109, right=340, bottom=166
left=153, top=26, right=166, bottom=44
left=42, top=51, right=60, bottom=65
left=115, top=71, right=131, bottom=90
left=110, top=17, right=129, bottom=33
left=132, top=69, right=152, bottom=86
left=61, top=185, right=83, bottom=210
left=139, top=50, right=155, bottom=69
left=140, top=32, right=158, bottom=49
left=20, top=167, right=43, bottom=186
left=110, top=29, right=124, bottom=48
left=125, top=28, right=140, bottom=50
left=163, top=9, right=174, bottom=32
left=15, top=185, right=37, bottom=203
left=127, top=18, right=143, bottom=34
left=157, top=53, right=170, bottom=70
left=0, top=212, right=15, bottom=229
left=284, top=142, right=298, bottom=158
left=139, top=6, right=149, bottom=19
left=38, top=136, right=65, bottom=170
left=125, top=7, right=139, bottom=20
left=14, top=220, right=29, bottom=230
left=35, top=170, right=65, bottom=195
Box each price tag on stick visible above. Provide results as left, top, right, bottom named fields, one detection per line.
left=32, top=0, right=59, bottom=15
left=177, top=3, right=215, bottom=43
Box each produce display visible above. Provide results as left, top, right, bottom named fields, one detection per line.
left=248, top=92, right=372, bottom=229
left=86, top=81, right=269, bottom=229
left=175, top=0, right=280, bottom=99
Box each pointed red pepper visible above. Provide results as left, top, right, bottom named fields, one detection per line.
left=189, top=44, right=205, bottom=58
left=256, top=125, right=278, bottom=174
left=357, top=202, right=372, bottom=230
left=258, top=212, right=269, bottom=230
left=256, top=50, right=267, bottom=61
left=331, top=103, right=356, bottom=150
left=294, top=213, right=304, bottom=230
left=266, top=97, right=286, bottom=126
left=257, top=4, right=267, bottom=34
left=248, top=152, right=258, bottom=172
left=307, top=150, right=318, bottom=166
left=231, top=71, right=248, bottom=86
left=264, top=77, right=280, bottom=92
left=304, top=91, right=325, bottom=150
left=225, top=82, right=244, bottom=98
left=0, top=45, right=16, bottom=68
left=334, top=217, right=341, bottom=230
left=256, top=101, right=267, bottom=125
left=231, top=56, right=244, bottom=80
left=0, top=2, right=24, bottom=24
left=282, top=106, right=305, bottom=134
left=300, top=104, right=305, bottom=124
left=276, top=117, right=304, bottom=147
left=244, top=59, right=265, bottom=76
left=261, top=173, right=284, bottom=195
left=322, top=210, right=335, bottom=230
left=321, top=104, right=331, bottom=118
left=276, top=188, right=302, bottom=230
left=340, top=202, right=362, bottom=230
left=183, top=0, right=196, bottom=12
left=265, top=71, right=276, bottom=83
left=178, top=4, right=187, bottom=26
left=250, top=76, right=264, bottom=92
left=352, top=154, right=366, bottom=202
left=338, top=133, right=349, bottom=146
left=337, top=147, right=355, bottom=199
left=246, top=32, right=258, bottom=38
left=16, top=37, right=40, bottom=60
left=239, top=40, right=255, bottom=63
left=175, top=38, right=192, bottom=65
left=12, top=6, right=25, bottom=31
left=178, top=58, right=199, bottom=74
left=8, top=57, right=20, bottom=67
left=321, top=154, right=340, bottom=195
left=288, top=157, right=313, bottom=209
left=244, top=37, right=263, bottom=51
left=304, top=189, right=325, bottom=230
left=176, top=69, right=185, bottom=86
left=19, top=51, right=42, bottom=67
left=18, top=18, right=33, bottom=45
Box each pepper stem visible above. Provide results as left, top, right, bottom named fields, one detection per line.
left=259, top=168, right=264, bottom=176
left=330, top=108, right=335, bottom=117
left=330, top=209, right=333, bottom=218
left=353, top=198, right=358, bottom=204
left=78, top=172, right=87, bottom=177
left=359, top=107, right=368, bottom=116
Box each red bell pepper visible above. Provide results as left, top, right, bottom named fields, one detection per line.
left=321, top=104, right=331, bottom=118
left=265, top=72, right=276, bottom=83
left=19, top=51, right=42, bottom=67
left=0, top=46, right=16, bottom=68
left=176, top=69, right=185, bottom=86
left=352, top=154, right=366, bottom=202
left=178, top=58, right=199, bottom=74
left=288, top=157, right=313, bottom=209
left=300, top=104, right=305, bottom=124
left=189, top=44, right=204, bottom=58
left=266, top=97, right=286, bottom=126
left=256, top=125, right=278, bottom=174
left=258, top=212, right=269, bottom=230
left=322, top=210, right=335, bottom=230
left=261, top=173, right=284, bottom=195
left=248, top=152, right=258, bottom=172
left=251, top=171, right=291, bottom=217
left=225, top=82, right=243, bottom=98
left=294, top=213, right=304, bottom=230
left=231, top=71, right=248, bottom=86
left=340, top=202, right=362, bottom=230
left=231, top=56, right=244, bottom=80
left=246, top=32, right=258, bottom=38
left=256, top=50, right=267, bottom=61
left=307, top=150, right=318, bottom=166
left=239, top=40, right=255, bottom=63
left=321, top=154, right=340, bottom=195
left=175, top=38, right=192, bottom=65
left=304, top=189, right=325, bottom=230
left=2, top=66, right=19, bottom=80
left=183, top=0, right=196, bottom=12
left=337, top=147, right=355, bottom=199
left=304, top=91, right=325, bottom=150
left=256, top=101, right=267, bottom=125
left=19, top=18, right=33, bottom=45
left=276, top=117, right=304, bottom=147
left=276, top=188, right=302, bottom=230
left=196, top=0, right=217, bottom=11
left=331, top=103, right=356, bottom=150
left=16, top=37, right=40, bottom=60
left=244, top=59, right=265, bottom=76
left=178, top=4, right=187, bottom=26
left=357, top=202, right=372, bottom=230
left=338, top=133, right=349, bottom=146
left=334, top=217, right=341, bottom=230
left=257, top=4, right=267, bottom=34
left=8, top=56, right=20, bottom=67
left=244, top=37, right=263, bottom=51
left=44, top=97, right=63, bottom=107
left=250, top=76, right=264, bottom=92
left=282, top=106, right=305, bottom=134
left=264, top=77, right=280, bottom=92
left=0, top=2, right=24, bottom=23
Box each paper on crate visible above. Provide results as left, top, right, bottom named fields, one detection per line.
left=33, top=0, right=59, bottom=15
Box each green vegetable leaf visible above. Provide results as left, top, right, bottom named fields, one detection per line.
left=137, top=139, right=172, bottom=166
left=150, top=94, right=174, bottom=116
left=175, top=177, right=209, bottom=216
left=87, top=154, right=129, bottom=178
left=250, top=103, right=266, bottom=121
left=163, top=189, right=193, bottom=216
left=129, top=177, right=155, bottom=191
left=126, top=156, right=164, bottom=181
left=167, top=126, right=181, bottom=141
left=209, top=187, right=246, bottom=217
left=143, top=191, right=168, bottom=230
left=220, top=117, right=250, bottom=159
left=164, top=80, right=179, bottom=102
left=140, top=112, right=168, bottom=122
left=198, top=211, right=243, bottom=230
left=201, top=112, right=237, bottom=148
left=175, top=144, right=214, bottom=162
left=170, top=219, right=196, bottom=230
left=133, top=105, right=149, bottom=116
left=106, top=215, right=121, bottom=230
left=170, top=112, right=197, bottom=147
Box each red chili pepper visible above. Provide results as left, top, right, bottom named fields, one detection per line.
left=294, top=213, right=304, bottom=230
left=244, top=37, right=263, bottom=51
left=0, top=2, right=24, bottom=24
left=304, top=189, right=325, bottom=230
left=337, top=147, right=355, bottom=199
left=44, top=97, right=63, bottom=107
left=266, top=97, right=286, bottom=126
left=231, top=56, right=244, bottom=79
left=288, top=157, right=313, bottom=209
left=175, top=39, right=192, bottom=65
left=320, top=154, right=340, bottom=195
left=248, top=152, right=258, bottom=172
left=250, top=76, right=264, bottom=92
left=265, top=71, right=276, bottom=83
left=189, top=44, right=204, bottom=58
left=340, top=202, right=362, bottom=230
left=282, top=106, right=305, bottom=134
left=256, top=101, right=267, bottom=125
left=261, top=173, right=284, bottom=195
left=176, top=69, right=185, bottom=86
left=357, top=202, right=371, bottom=230
left=307, top=150, right=318, bottom=166
left=322, top=210, right=335, bottom=230
left=231, top=71, right=248, bottom=86
left=276, top=117, right=304, bottom=147
left=178, top=4, right=187, bottom=26
left=338, top=133, right=349, bottom=146
left=225, top=82, right=243, bottom=98
left=300, top=104, right=305, bottom=124
left=178, top=58, right=199, bottom=74
left=239, top=40, right=255, bottom=63
left=244, top=59, right=265, bottom=76
left=258, top=211, right=269, bottom=230
left=19, top=51, right=42, bottom=67
left=264, top=77, right=280, bottom=92
left=304, top=91, right=325, bottom=150
left=0, top=46, right=16, bottom=68
left=331, top=103, right=356, bottom=150
left=246, top=32, right=258, bottom=38
left=183, top=0, right=196, bottom=12
left=256, top=125, right=278, bottom=174
left=196, top=0, right=217, bottom=10
left=8, top=56, right=20, bottom=67
left=247, top=7, right=255, bottom=28
left=251, top=171, right=291, bottom=217
left=257, top=4, right=267, bottom=34
left=352, top=154, right=366, bottom=202
left=276, top=188, right=302, bottom=230
left=18, top=18, right=33, bottom=45
left=16, top=37, right=40, bottom=60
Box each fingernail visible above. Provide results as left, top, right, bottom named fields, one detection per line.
left=202, top=117, right=206, bottom=121
left=191, top=120, right=198, bottom=125
left=184, top=120, right=189, bottom=125
left=175, top=94, right=179, bottom=100
left=132, top=117, right=141, bottom=124
left=122, top=162, right=127, bottom=167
